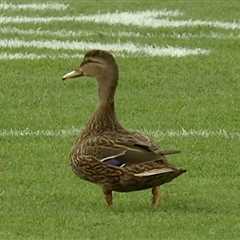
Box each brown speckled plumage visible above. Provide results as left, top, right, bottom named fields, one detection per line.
left=63, top=50, right=186, bottom=207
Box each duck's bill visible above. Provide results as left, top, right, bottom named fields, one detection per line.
left=62, top=69, right=83, bottom=80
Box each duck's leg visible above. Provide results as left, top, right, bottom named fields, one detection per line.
left=152, top=186, right=160, bottom=208
left=103, top=188, right=113, bottom=207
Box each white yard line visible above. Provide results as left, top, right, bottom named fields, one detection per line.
left=0, top=52, right=83, bottom=60
left=0, top=128, right=239, bottom=139
left=144, top=129, right=240, bottom=139
left=0, top=26, right=90, bottom=38
left=0, top=2, right=68, bottom=10
left=0, top=10, right=239, bottom=30
left=0, top=39, right=209, bottom=57
left=1, top=27, right=240, bottom=40
left=159, top=32, right=240, bottom=40
left=0, top=26, right=140, bottom=38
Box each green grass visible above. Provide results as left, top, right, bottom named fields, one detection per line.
left=1, top=1, right=240, bottom=239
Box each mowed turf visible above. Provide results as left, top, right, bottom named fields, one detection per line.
left=0, top=1, right=240, bottom=239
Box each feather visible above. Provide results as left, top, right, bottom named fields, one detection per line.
left=134, top=168, right=175, bottom=177
left=100, top=151, right=127, bottom=167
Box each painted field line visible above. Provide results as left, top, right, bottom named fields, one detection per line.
left=0, top=128, right=239, bottom=139
left=75, top=11, right=240, bottom=30
left=144, top=129, right=240, bottom=139
left=0, top=39, right=209, bottom=57
left=0, top=52, right=83, bottom=60
left=161, top=32, right=240, bottom=40
left=0, top=26, right=140, bottom=38
left=2, top=27, right=240, bottom=40
left=0, top=2, right=68, bottom=10
left=0, top=10, right=239, bottom=30
left=0, top=10, right=180, bottom=23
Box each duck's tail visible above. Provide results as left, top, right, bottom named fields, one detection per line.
left=115, top=160, right=186, bottom=192
left=134, top=167, right=185, bottom=177
left=133, top=166, right=186, bottom=186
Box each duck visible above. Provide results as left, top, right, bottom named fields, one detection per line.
left=62, top=49, right=186, bottom=207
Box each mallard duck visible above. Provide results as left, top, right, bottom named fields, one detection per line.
left=62, top=50, right=186, bottom=207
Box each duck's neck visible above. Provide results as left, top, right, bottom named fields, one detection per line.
left=85, top=73, right=122, bottom=133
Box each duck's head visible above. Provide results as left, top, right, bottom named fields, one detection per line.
left=62, top=49, right=118, bottom=82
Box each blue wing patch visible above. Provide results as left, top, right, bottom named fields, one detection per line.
left=100, top=151, right=127, bottom=167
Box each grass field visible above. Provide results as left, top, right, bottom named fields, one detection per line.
left=1, top=1, right=240, bottom=239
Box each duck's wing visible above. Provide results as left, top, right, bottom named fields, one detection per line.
left=117, top=131, right=180, bottom=154
left=74, top=132, right=185, bottom=189
left=95, top=131, right=180, bottom=167
left=97, top=147, right=186, bottom=191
